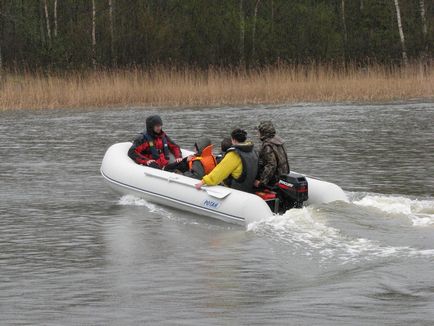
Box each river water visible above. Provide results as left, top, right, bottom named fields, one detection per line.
left=1, top=102, right=433, bottom=325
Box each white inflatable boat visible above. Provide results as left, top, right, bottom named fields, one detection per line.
left=101, top=142, right=348, bottom=225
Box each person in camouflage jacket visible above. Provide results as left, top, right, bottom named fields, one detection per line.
left=254, top=121, right=290, bottom=188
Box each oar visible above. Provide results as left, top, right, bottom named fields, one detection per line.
left=144, top=170, right=231, bottom=199
left=201, top=186, right=231, bottom=199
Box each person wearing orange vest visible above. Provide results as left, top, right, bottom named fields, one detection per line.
left=184, top=137, right=217, bottom=179
left=165, top=137, right=217, bottom=180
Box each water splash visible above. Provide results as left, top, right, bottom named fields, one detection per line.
left=247, top=206, right=434, bottom=263
left=117, top=195, right=207, bottom=226
left=352, top=194, right=434, bottom=226
left=117, top=194, right=172, bottom=216
left=118, top=194, right=434, bottom=262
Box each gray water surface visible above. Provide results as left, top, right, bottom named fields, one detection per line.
left=1, top=103, right=434, bottom=325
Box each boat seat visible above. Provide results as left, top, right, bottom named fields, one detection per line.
left=255, top=190, right=277, bottom=201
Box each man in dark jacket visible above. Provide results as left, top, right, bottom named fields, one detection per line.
left=254, top=121, right=290, bottom=188
left=128, top=115, right=182, bottom=169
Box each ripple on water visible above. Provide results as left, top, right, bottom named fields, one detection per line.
left=1, top=103, right=434, bottom=324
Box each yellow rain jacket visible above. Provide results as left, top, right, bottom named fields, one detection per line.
left=202, top=151, right=242, bottom=186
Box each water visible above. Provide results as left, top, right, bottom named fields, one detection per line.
left=1, top=102, right=433, bottom=325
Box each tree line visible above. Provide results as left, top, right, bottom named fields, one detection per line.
left=0, top=0, right=432, bottom=71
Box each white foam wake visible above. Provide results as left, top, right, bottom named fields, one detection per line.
left=117, top=194, right=171, bottom=215
left=353, top=194, right=434, bottom=226
left=247, top=207, right=434, bottom=262
left=116, top=195, right=206, bottom=226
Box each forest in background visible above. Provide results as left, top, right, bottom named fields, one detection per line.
left=0, top=0, right=432, bottom=72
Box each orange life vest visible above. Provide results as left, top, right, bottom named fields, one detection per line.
left=188, top=144, right=217, bottom=174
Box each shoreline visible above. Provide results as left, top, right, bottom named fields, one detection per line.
left=3, top=99, right=434, bottom=114
left=1, top=65, right=433, bottom=111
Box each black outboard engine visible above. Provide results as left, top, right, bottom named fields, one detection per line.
left=274, top=172, right=308, bottom=211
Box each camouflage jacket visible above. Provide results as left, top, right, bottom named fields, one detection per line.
left=257, top=135, right=290, bottom=186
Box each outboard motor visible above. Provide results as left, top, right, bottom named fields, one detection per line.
left=255, top=172, right=308, bottom=214
left=275, top=172, right=308, bottom=211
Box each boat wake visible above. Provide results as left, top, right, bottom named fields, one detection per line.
left=117, top=194, right=179, bottom=221
left=247, top=193, right=434, bottom=263
left=117, top=193, right=434, bottom=263
left=351, top=193, right=434, bottom=226
left=118, top=194, right=166, bottom=213
left=117, top=195, right=204, bottom=226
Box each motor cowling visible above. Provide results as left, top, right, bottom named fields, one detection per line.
left=275, top=172, right=308, bottom=210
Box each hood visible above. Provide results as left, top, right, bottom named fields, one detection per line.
left=232, top=141, right=254, bottom=153
left=266, top=135, right=285, bottom=146
left=146, top=115, right=163, bottom=135
left=195, top=137, right=212, bottom=155
left=257, top=121, right=276, bottom=140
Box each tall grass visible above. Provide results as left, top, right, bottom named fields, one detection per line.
left=0, top=64, right=433, bottom=110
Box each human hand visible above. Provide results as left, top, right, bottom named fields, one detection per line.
left=253, top=180, right=260, bottom=188
left=146, top=160, right=156, bottom=166
left=186, top=155, right=194, bottom=162
left=195, top=181, right=204, bottom=190
left=175, top=157, right=183, bottom=163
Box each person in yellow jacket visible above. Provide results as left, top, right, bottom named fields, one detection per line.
left=195, top=128, right=258, bottom=193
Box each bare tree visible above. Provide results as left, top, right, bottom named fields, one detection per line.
left=54, top=0, right=57, bottom=37
left=418, top=0, right=429, bottom=73
left=39, top=1, right=46, bottom=46
left=419, top=0, right=428, bottom=54
left=341, top=0, right=348, bottom=64
left=239, top=0, right=245, bottom=69
left=0, top=13, right=2, bottom=85
left=252, top=0, right=261, bottom=61
left=360, top=0, right=364, bottom=11
left=0, top=2, right=3, bottom=82
left=0, top=44, right=2, bottom=84
left=44, top=0, right=51, bottom=44
left=92, top=0, right=97, bottom=69
left=393, top=0, right=408, bottom=66
left=109, top=0, right=116, bottom=67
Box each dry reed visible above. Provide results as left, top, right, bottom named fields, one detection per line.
left=0, top=64, right=433, bottom=110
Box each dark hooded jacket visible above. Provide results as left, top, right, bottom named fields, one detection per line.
left=128, top=115, right=182, bottom=168
left=257, top=122, right=290, bottom=186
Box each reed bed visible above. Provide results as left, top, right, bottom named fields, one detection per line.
left=0, top=64, right=433, bottom=110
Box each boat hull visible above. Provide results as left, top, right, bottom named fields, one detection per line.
left=101, top=142, right=348, bottom=224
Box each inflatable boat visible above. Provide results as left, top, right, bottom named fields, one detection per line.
left=101, top=142, right=348, bottom=225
